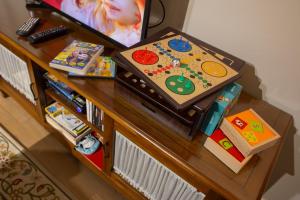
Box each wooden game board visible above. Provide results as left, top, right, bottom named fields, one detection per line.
left=120, top=34, right=240, bottom=110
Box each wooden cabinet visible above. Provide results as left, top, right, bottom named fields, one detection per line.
left=114, top=123, right=210, bottom=194
left=113, top=127, right=207, bottom=199
left=0, top=1, right=293, bottom=199
left=0, top=38, right=40, bottom=121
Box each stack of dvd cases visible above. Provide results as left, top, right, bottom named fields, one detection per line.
left=44, top=73, right=86, bottom=113
left=86, top=99, right=104, bottom=132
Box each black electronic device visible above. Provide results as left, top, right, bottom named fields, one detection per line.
left=42, top=0, right=152, bottom=47
left=16, top=17, right=40, bottom=36
left=26, top=0, right=44, bottom=8
left=27, top=25, right=68, bottom=43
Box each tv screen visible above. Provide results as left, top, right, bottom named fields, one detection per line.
left=43, top=0, right=151, bottom=47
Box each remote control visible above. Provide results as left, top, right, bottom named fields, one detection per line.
left=27, top=25, right=69, bottom=44
left=16, top=17, right=40, bottom=36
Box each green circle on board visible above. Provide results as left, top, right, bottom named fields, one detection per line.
left=165, top=75, right=195, bottom=95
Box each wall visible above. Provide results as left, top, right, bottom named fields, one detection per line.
left=183, top=0, right=300, bottom=199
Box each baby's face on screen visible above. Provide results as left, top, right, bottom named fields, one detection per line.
left=76, top=0, right=88, bottom=8
left=103, top=0, right=140, bottom=25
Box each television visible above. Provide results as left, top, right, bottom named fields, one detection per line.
left=42, top=0, right=151, bottom=47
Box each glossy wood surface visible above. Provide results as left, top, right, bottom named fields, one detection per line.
left=0, top=1, right=293, bottom=199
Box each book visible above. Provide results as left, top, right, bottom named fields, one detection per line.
left=201, top=83, right=242, bottom=136
left=220, top=109, right=281, bottom=156
left=44, top=73, right=75, bottom=100
left=44, top=73, right=87, bottom=113
left=86, top=99, right=104, bottom=132
left=204, top=129, right=253, bottom=173
left=68, top=56, right=116, bottom=78
left=45, top=102, right=90, bottom=137
left=49, top=40, right=104, bottom=75
left=45, top=114, right=89, bottom=145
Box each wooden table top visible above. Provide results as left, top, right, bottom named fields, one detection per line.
left=0, top=1, right=293, bottom=199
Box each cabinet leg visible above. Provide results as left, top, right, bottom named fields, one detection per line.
left=0, top=90, right=9, bottom=98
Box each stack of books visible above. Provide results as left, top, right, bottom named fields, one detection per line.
left=49, top=40, right=116, bottom=78
left=45, top=102, right=91, bottom=145
left=86, top=99, right=104, bottom=132
left=44, top=73, right=86, bottom=113
left=204, top=109, right=280, bottom=173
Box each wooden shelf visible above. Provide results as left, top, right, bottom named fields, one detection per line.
left=44, top=122, right=106, bottom=176
left=45, top=88, right=106, bottom=143
left=0, top=77, right=39, bottom=121
left=45, top=121, right=149, bottom=200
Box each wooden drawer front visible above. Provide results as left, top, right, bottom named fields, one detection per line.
left=0, top=44, right=35, bottom=104
left=114, top=130, right=205, bottom=200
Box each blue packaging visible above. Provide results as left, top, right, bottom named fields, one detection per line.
left=201, top=83, right=242, bottom=136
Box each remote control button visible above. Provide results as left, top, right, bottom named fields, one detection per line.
left=16, top=17, right=40, bottom=36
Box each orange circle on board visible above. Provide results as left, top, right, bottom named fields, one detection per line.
left=201, top=61, right=227, bottom=77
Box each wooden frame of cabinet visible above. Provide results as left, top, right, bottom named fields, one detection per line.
left=0, top=1, right=293, bottom=199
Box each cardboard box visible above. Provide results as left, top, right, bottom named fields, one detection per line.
left=201, top=83, right=242, bottom=136
left=220, top=109, right=281, bottom=157
left=204, top=129, right=253, bottom=173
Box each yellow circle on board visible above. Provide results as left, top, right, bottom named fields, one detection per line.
left=181, top=58, right=192, bottom=64
left=201, top=61, right=227, bottom=77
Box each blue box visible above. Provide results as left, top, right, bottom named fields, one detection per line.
left=201, top=83, right=242, bottom=136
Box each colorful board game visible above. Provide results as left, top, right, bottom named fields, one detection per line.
left=210, top=129, right=245, bottom=162
left=204, top=129, right=253, bottom=173
left=220, top=109, right=281, bottom=156
left=120, top=34, right=240, bottom=109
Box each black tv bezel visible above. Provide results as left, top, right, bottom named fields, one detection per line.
left=42, top=0, right=152, bottom=48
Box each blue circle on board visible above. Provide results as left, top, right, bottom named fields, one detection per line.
left=168, top=39, right=192, bottom=52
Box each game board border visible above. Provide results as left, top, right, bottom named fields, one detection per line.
left=115, top=27, right=245, bottom=110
